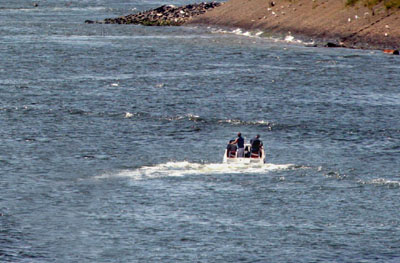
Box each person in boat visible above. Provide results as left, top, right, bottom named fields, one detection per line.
left=226, top=140, right=237, bottom=158
left=250, top=134, right=263, bottom=158
left=233, top=132, right=245, bottom=157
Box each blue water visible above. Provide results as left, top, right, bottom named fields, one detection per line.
left=1, top=1, right=400, bottom=262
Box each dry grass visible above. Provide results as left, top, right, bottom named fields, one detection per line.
left=346, top=0, right=400, bottom=9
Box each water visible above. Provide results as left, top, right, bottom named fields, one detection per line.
left=1, top=1, right=400, bottom=262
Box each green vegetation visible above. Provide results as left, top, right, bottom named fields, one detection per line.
left=346, top=0, right=400, bottom=9
left=385, top=0, right=400, bottom=8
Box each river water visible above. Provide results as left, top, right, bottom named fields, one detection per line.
left=1, top=1, right=400, bottom=262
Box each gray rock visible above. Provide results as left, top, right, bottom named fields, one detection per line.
left=86, top=2, right=222, bottom=26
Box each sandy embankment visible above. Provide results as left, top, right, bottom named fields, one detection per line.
left=187, top=0, right=400, bottom=50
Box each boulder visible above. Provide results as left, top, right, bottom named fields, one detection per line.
left=86, top=2, right=222, bottom=26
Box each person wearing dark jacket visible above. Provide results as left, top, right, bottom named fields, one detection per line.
left=250, top=134, right=263, bottom=157
left=226, top=140, right=237, bottom=157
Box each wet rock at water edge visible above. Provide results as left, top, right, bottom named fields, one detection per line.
left=86, top=2, right=222, bottom=26
left=325, top=42, right=346, bottom=48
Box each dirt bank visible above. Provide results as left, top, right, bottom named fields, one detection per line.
left=187, top=0, right=400, bottom=50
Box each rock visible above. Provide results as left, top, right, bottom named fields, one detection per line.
left=325, top=42, right=346, bottom=48
left=86, top=2, right=222, bottom=26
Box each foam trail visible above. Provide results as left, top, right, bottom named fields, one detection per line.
left=97, top=161, right=296, bottom=181
left=364, top=178, right=400, bottom=187
left=209, top=27, right=315, bottom=45
left=210, top=28, right=263, bottom=38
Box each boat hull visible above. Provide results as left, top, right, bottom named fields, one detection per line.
left=222, top=148, right=265, bottom=164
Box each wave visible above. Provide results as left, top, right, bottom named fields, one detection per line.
left=218, top=119, right=273, bottom=128
left=0, top=6, right=110, bottom=12
left=51, top=7, right=113, bottom=12
left=208, top=27, right=315, bottom=45
left=360, top=178, right=400, bottom=188
left=163, top=114, right=202, bottom=122
left=2, top=105, right=286, bottom=132
left=210, top=28, right=264, bottom=38
left=96, top=161, right=296, bottom=181
left=156, top=114, right=274, bottom=127
left=123, top=112, right=275, bottom=128
left=121, top=112, right=280, bottom=132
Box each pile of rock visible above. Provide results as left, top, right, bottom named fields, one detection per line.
left=85, top=2, right=222, bottom=26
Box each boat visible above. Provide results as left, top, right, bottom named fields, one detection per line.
left=223, top=143, right=265, bottom=164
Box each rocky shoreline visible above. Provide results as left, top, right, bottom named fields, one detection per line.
left=85, top=0, right=400, bottom=53
left=85, top=2, right=221, bottom=26
left=187, top=0, right=400, bottom=52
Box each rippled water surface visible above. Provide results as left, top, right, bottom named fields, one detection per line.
left=1, top=1, right=400, bottom=262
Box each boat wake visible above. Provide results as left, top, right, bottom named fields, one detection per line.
left=359, top=178, right=400, bottom=188
left=97, top=161, right=297, bottom=181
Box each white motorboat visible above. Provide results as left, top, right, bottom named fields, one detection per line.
left=222, top=143, right=265, bottom=164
